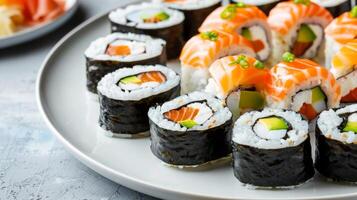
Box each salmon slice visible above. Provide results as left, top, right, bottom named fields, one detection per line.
left=342, top=88, right=357, bottom=102
left=325, top=12, right=357, bottom=44
left=138, top=71, right=166, bottom=83
left=106, top=45, right=131, bottom=56
left=180, top=30, right=255, bottom=68
left=199, top=4, right=267, bottom=33
left=164, top=107, right=199, bottom=123
left=268, top=1, right=332, bottom=36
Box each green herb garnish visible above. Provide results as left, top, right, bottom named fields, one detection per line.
left=254, top=60, right=265, bottom=69
left=294, top=0, right=310, bottom=5
left=230, top=55, right=249, bottom=68
left=236, top=2, right=246, bottom=8
left=200, top=31, right=219, bottom=41
left=282, top=52, right=295, bottom=62
left=351, top=6, right=357, bottom=18
left=221, top=4, right=238, bottom=19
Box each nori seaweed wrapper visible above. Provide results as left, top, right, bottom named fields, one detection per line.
left=172, top=3, right=221, bottom=40
left=150, top=118, right=233, bottom=166
left=99, top=84, right=180, bottom=136
left=229, top=0, right=279, bottom=15
left=232, top=138, right=314, bottom=187
left=325, top=1, right=351, bottom=17
left=86, top=54, right=166, bottom=94
left=110, top=22, right=184, bottom=59
left=315, top=126, right=357, bottom=182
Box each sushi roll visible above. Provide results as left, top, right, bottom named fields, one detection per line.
left=267, top=53, right=341, bottom=121
left=229, top=0, right=280, bottom=15
left=155, top=0, right=221, bottom=40
left=325, top=6, right=357, bottom=67
left=199, top=2, right=272, bottom=62
left=109, top=2, right=185, bottom=59
left=232, top=108, right=314, bottom=188
left=97, top=65, right=180, bottom=138
left=312, top=0, right=351, bottom=17
left=180, top=30, right=256, bottom=94
left=205, top=55, right=271, bottom=120
left=316, top=104, right=357, bottom=182
left=148, top=92, right=233, bottom=167
left=330, top=40, right=357, bottom=103
left=84, top=33, right=166, bottom=95
left=268, top=0, right=333, bottom=64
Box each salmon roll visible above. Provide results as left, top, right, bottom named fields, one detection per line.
left=330, top=40, right=357, bottom=103
left=316, top=104, right=357, bottom=182
left=232, top=108, right=314, bottom=188
left=325, top=6, right=357, bottom=67
left=109, top=2, right=185, bottom=59
left=155, top=0, right=221, bottom=40
left=84, top=33, right=166, bottom=95
left=148, top=92, right=233, bottom=168
left=229, top=0, right=280, bottom=15
left=199, top=3, right=272, bottom=62
left=312, top=0, right=352, bottom=17
left=97, top=65, right=180, bottom=138
left=268, top=0, right=333, bottom=64
left=180, top=30, right=256, bottom=94
left=205, top=55, right=270, bottom=120
left=267, top=53, right=341, bottom=121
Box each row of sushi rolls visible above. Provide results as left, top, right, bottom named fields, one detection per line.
left=84, top=0, right=357, bottom=189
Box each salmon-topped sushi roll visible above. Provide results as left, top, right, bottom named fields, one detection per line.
left=330, top=40, right=357, bottom=103
left=325, top=6, right=357, bottom=67
left=205, top=55, right=271, bottom=120
left=268, top=0, right=333, bottom=65
left=199, top=2, right=272, bottom=62
left=180, top=30, right=256, bottom=93
left=267, top=52, right=341, bottom=121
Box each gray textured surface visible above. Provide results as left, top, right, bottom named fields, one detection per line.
left=0, top=0, right=157, bottom=199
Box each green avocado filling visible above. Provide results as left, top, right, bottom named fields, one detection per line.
left=179, top=119, right=198, bottom=128
left=311, top=87, right=326, bottom=103
left=120, top=76, right=141, bottom=84
left=292, top=24, right=316, bottom=56
left=259, top=117, right=288, bottom=131
left=241, top=28, right=252, bottom=40
left=343, top=121, right=357, bottom=133
left=239, top=90, right=265, bottom=110
left=142, top=11, right=170, bottom=23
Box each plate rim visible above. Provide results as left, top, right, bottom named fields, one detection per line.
left=0, top=0, right=79, bottom=48
left=35, top=3, right=357, bottom=200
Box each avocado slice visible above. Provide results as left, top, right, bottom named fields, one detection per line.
left=120, top=76, right=141, bottom=84
left=239, top=90, right=265, bottom=110
left=343, top=121, right=357, bottom=133
left=241, top=28, right=252, bottom=40
left=297, top=24, right=316, bottom=43
left=311, top=87, right=326, bottom=103
left=259, top=117, right=289, bottom=131
left=179, top=119, right=198, bottom=128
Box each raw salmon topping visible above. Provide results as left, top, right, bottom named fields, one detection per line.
left=164, top=107, right=199, bottom=123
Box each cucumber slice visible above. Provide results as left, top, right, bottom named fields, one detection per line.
left=343, top=121, right=357, bottom=133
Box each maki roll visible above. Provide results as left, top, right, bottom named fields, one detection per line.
left=312, top=0, right=351, bottom=17
left=205, top=55, right=271, bottom=120
left=325, top=7, right=357, bottom=67
left=330, top=40, right=357, bottom=103
left=232, top=108, right=314, bottom=188
left=180, top=30, right=255, bottom=94
left=109, top=2, right=185, bottom=59
left=229, top=0, right=280, bottom=15
left=267, top=53, right=341, bottom=121
left=97, top=65, right=180, bottom=138
left=199, top=2, right=273, bottom=62
left=84, top=33, right=166, bottom=95
left=316, top=104, right=357, bottom=182
left=148, top=92, right=233, bottom=167
left=268, top=0, right=333, bottom=64
left=156, top=0, right=221, bottom=40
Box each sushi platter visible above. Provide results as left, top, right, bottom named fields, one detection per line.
left=37, top=0, right=357, bottom=199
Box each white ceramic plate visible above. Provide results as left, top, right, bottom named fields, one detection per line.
left=36, top=9, right=357, bottom=200
left=0, top=0, right=78, bottom=49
